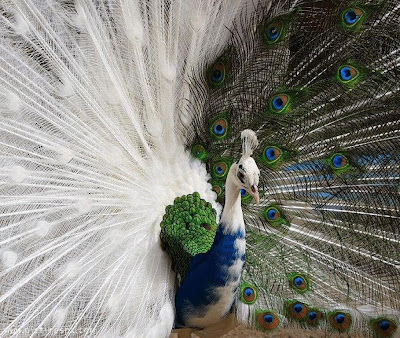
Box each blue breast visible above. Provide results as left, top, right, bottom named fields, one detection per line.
left=175, top=224, right=245, bottom=327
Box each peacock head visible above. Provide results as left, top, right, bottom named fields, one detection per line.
left=231, top=130, right=260, bottom=203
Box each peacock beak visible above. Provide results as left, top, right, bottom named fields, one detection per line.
left=250, top=185, right=259, bottom=204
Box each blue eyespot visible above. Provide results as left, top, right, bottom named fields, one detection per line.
left=240, top=189, right=248, bottom=197
left=340, top=67, right=352, bottom=81
left=272, top=97, right=284, bottom=110
left=213, top=162, right=228, bottom=178
left=333, top=154, right=343, bottom=167
left=294, top=304, right=303, bottom=313
left=343, top=7, right=363, bottom=27
left=335, top=313, right=345, bottom=324
left=208, top=61, right=227, bottom=87
left=378, top=320, right=390, bottom=331
left=309, top=311, right=317, bottom=320
left=331, top=153, right=348, bottom=170
left=294, top=276, right=304, bottom=286
left=267, top=26, right=280, bottom=41
left=242, top=285, right=257, bottom=304
left=266, top=148, right=276, bottom=160
left=211, top=118, right=228, bottom=138
left=212, top=69, right=223, bottom=83
left=213, top=124, right=225, bottom=135
left=265, top=21, right=283, bottom=43
left=268, top=209, right=276, bottom=219
left=345, top=9, right=358, bottom=24
left=245, top=288, right=254, bottom=297
left=264, top=314, right=274, bottom=323
left=338, top=65, right=359, bottom=84
left=270, top=94, right=289, bottom=113
left=263, top=146, right=283, bottom=165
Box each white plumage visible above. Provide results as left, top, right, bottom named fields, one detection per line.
left=0, top=0, right=259, bottom=336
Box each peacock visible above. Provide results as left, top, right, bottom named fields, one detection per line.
left=0, top=0, right=399, bottom=337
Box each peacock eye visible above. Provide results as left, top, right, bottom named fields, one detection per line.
left=265, top=21, right=282, bottom=43
left=240, top=188, right=247, bottom=197
left=270, top=94, right=289, bottom=113
left=289, top=273, right=310, bottom=293
left=256, top=311, right=280, bottom=331
left=268, top=208, right=279, bottom=220
left=339, top=65, right=358, bottom=82
left=379, top=321, right=390, bottom=330
left=370, top=318, right=397, bottom=337
left=211, top=118, right=228, bottom=138
left=191, top=144, right=207, bottom=161
left=329, top=311, right=352, bottom=331
left=343, top=8, right=363, bottom=26
left=329, top=153, right=349, bottom=170
left=213, top=162, right=228, bottom=178
left=335, top=314, right=345, bottom=323
left=240, top=284, right=257, bottom=304
left=265, top=146, right=282, bottom=162
left=307, top=309, right=323, bottom=326
left=286, top=300, right=309, bottom=321
left=263, top=206, right=287, bottom=227
left=213, top=185, right=222, bottom=196
left=208, top=61, right=227, bottom=87
left=336, top=64, right=361, bottom=88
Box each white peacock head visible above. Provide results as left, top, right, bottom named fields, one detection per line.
left=231, top=130, right=260, bottom=203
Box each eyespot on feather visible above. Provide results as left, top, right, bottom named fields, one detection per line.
left=191, top=144, right=207, bottom=161
left=240, top=283, right=257, bottom=304
left=211, top=118, right=228, bottom=138
left=263, top=146, right=282, bottom=164
left=286, top=300, right=309, bottom=321
left=270, top=94, right=290, bottom=113
left=328, top=311, right=352, bottom=332
left=328, top=153, right=352, bottom=173
left=288, top=273, right=310, bottom=293
left=336, top=64, right=361, bottom=87
left=256, top=310, right=280, bottom=331
left=207, top=57, right=230, bottom=88
left=370, top=317, right=398, bottom=337
left=211, top=159, right=232, bottom=180
left=341, top=7, right=367, bottom=31
left=307, top=309, right=323, bottom=326
left=264, top=21, right=283, bottom=44
left=262, top=206, right=288, bottom=227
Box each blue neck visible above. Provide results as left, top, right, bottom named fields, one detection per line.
left=175, top=222, right=245, bottom=327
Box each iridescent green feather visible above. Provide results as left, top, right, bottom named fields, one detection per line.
left=191, top=144, right=208, bottom=161
left=259, top=144, right=296, bottom=168
left=335, top=62, right=364, bottom=88
left=209, top=110, right=230, bottom=140
left=262, top=205, right=289, bottom=228
left=288, top=272, right=311, bottom=294
left=262, top=11, right=297, bottom=46
left=210, top=158, right=232, bottom=180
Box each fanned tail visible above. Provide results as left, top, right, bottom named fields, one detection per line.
left=187, top=0, right=400, bottom=336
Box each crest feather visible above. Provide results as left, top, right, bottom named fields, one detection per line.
left=241, top=129, right=259, bottom=158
